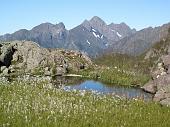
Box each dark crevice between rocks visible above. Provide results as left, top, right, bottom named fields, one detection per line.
left=0, top=44, right=17, bottom=68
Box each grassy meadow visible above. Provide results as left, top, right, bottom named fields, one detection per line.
left=0, top=81, right=170, bottom=127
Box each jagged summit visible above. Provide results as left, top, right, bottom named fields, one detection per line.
left=57, top=22, right=65, bottom=29
left=0, top=17, right=170, bottom=57
left=89, top=16, right=106, bottom=26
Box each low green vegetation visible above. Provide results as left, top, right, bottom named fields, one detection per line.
left=74, top=66, right=150, bottom=86
left=75, top=53, right=151, bottom=86
left=0, top=81, right=170, bottom=127
left=96, top=67, right=150, bottom=86
left=31, top=66, right=45, bottom=76
left=95, top=52, right=155, bottom=73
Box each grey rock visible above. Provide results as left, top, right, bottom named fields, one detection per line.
left=142, top=80, right=157, bottom=94
left=167, top=65, right=170, bottom=74
left=160, top=98, right=170, bottom=106
left=151, top=69, right=166, bottom=80
left=155, top=75, right=170, bottom=90
left=168, top=47, right=170, bottom=54
left=153, top=91, right=166, bottom=102
left=2, top=68, right=9, bottom=76
left=0, top=41, right=93, bottom=77
left=0, top=66, right=7, bottom=72
left=56, top=67, right=65, bottom=76
left=44, top=67, right=51, bottom=76
left=9, top=65, right=15, bottom=73
left=144, top=34, right=170, bottom=105
left=162, top=55, right=170, bottom=66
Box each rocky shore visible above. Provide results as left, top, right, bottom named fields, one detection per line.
left=143, top=51, right=170, bottom=106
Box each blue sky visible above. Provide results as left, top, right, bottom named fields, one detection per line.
left=0, top=0, right=170, bottom=35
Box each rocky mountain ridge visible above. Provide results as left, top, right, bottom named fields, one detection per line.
left=0, top=16, right=170, bottom=57
left=112, top=23, right=170, bottom=56
left=0, top=16, right=136, bottom=57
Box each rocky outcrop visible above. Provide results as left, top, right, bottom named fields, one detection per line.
left=142, top=80, right=157, bottom=94
left=0, top=44, right=17, bottom=67
left=0, top=41, right=93, bottom=77
left=142, top=53, right=170, bottom=106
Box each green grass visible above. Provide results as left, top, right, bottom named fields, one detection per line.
left=73, top=67, right=150, bottom=87
left=76, top=67, right=150, bottom=86
left=96, top=67, right=150, bottom=86
left=94, top=53, right=152, bottom=74
left=0, top=81, right=170, bottom=127
left=92, top=53, right=152, bottom=86
left=31, top=67, right=45, bottom=76
left=95, top=53, right=135, bottom=70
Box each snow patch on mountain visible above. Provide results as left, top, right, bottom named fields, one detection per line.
left=105, top=43, right=108, bottom=47
left=86, top=40, right=90, bottom=45
left=92, top=28, right=97, bottom=32
left=116, top=32, right=122, bottom=37
left=111, top=29, right=116, bottom=32
left=93, top=32, right=100, bottom=38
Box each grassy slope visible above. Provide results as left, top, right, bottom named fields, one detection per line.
left=0, top=81, right=170, bottom=127
left=93, top=53, right=151, bottom=86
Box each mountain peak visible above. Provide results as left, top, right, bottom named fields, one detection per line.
left=31, top=22, right=54, bottom=31
left=90, top=16, right=106, bottom=25
left=57, top=22, right=65, bottom=29
left=90, top=16, right=102, bottom=21
left=81, top=20, right=91, bottom=30
left=120, top=22, right=127, bottom=25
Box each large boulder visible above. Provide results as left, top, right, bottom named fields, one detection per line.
left=155, top=75, right=170, bottom=90
left=153, top=91, right=166, bottom=102
left=144, top=52, right=170, bottom=105
left=142, top=80, right=157, bottom=94
left=160, top=98, right=170, bottom=106
left=56, top=67, right=65, bottom=76
left=162, top=55, right=170, bottom=66
left=0, top=41, right=93, bottom=76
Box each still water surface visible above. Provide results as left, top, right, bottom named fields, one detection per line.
left=63, top=80, right=153, bottom=101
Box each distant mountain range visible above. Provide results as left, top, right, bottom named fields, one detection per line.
left=112, top=23, right=170, bottom=56
left=0, top=16, right=170, bottom=57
